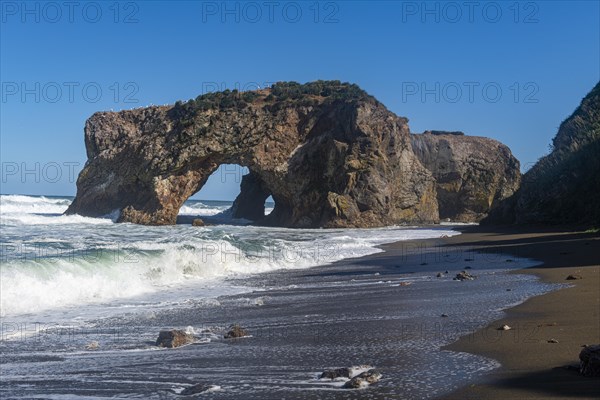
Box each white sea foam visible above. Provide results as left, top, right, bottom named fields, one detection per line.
left=178, top=203, right=226, bottom=216
left=0, top=194, right=113, bottom=225
left=1, top=194, right=71, bottom=214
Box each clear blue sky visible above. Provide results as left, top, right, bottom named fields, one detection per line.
left=1, top=0, right=598, bottom=200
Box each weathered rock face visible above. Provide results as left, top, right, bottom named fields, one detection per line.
left=66, top=81, right=439, bottom=227
left=410, top=131, right=521, bottom=222
left=484, top=82, right=600, bottom=226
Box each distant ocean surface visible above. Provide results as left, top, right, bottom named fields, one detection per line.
left=0, top=194, right=459, bottom=322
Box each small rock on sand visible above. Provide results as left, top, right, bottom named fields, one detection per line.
left=454, top=271, right=476, bottom=281
left=566, top=274, right=583, bottom=280
left=498, top=324, right=512, bottom=331
left=579, top=344, right=600, bottom=377
left=342, top=369, right=382, bottom=389
left=548, top=338, right=559, bottom=343
left=156, top=330, right=194, bottom=348
left=224, top=324, right=248, bottom=339
left=180, top=383, right=215, bottom=395
left=441, top=314, right=449, bottom=318
left=320, top=367, right=351, bottom=380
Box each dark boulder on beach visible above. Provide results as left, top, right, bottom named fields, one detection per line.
left=65, top=81, right=440, bottom=228
left=579, top=344, right=600, bottom=377
left=224, top=324, right=248, bottom=339
left=484, top=82, right=600, bottom=227
left=155, top=330, right=194, bottom=348
left=410, top=131, right=520, bottom=222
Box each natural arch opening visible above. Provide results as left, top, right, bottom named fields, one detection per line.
left=179, top=164, right=273, bottom=224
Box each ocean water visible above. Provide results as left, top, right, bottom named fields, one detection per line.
left=0, top=195, right=561, bottom=399
left=0, top=195, right=458, bottom=321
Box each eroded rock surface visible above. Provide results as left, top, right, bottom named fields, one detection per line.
left=410, top=131, right=520, bottom=222
left=484, top=82, right=600, bottom=226
left=66, top=81, right=438, bottom=227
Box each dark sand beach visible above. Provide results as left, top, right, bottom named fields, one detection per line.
left=439, top=227, right=600, bottom=399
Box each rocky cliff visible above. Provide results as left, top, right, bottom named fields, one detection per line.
left=484, top=82, right=600, bottom=226
left=66, top=81, right=439, bottom=227
left=410, top=131, right=521, bottom=222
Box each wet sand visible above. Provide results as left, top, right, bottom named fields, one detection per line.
left=437, top=226, right=600, bottom=399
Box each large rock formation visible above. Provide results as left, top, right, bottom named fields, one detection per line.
left=66, top=81, right=439, bottom=227
left=484, top=82, right=600, bottom=226
left=410, top=131, right=521, bottom=222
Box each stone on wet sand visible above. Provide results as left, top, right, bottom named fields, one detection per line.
left=566, top=274, right=583, bottom=280
left=342, top=369, right=382, bottom=389
left=319, top=367, right=351, bottom=380
left=224, top=324, right=248, bottom=339
left=454, top=271, right=476, bottom=281
left=579, top=344, right=600, bottom=377
left=179, top=383, right=221, bottom=395
left=156, top=329, right=194, bottom=348
left=498, top=324, right=512, bottom=331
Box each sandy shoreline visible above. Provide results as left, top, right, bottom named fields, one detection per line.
left=436, top=226, right=600, bottom=399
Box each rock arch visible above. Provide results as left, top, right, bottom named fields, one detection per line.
left=66, top=81, right=439, bottom=227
